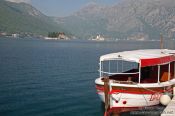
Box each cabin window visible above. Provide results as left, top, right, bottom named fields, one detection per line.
left=159, top=63, right=169, bottom=82
left=101, top=60, right=138, bottom=75
left=141, top=66, right=158, bottom=83
left=100, top=60, right=139, bottom=83
left=170, top=61, right=175, bottom=79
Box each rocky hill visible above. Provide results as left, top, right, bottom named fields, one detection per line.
left=0, top=0, right=65, bottom=36
left=56, top=0, right=175, bottom=40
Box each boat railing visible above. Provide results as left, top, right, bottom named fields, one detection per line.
left=100, top=71, right=139, bottom=75
left=101, top=76, right=138, bottom=85
left=112, top=80, right=137, bottom=84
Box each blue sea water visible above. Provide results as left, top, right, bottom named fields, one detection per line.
left=0, top=38, right=174, bottom=116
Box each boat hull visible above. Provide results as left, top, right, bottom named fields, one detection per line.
left=95, top=78, right=175, bottom=108
left=97, top=92, right=161, bottom=107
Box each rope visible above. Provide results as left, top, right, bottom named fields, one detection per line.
left=131, top=81, right=162, bottom=94
left=111, top=92, right=122, bottom=102
left=135, top=83, right=149, bottom=105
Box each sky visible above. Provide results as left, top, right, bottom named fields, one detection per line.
left=6, top=0, right=119, bottom=17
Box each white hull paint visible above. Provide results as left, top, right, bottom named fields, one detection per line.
left=97, top=92, right=161, bottom=107
left=95, top=78, right=175, bottom=108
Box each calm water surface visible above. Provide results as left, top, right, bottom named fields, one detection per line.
left=0, top=38, right=174, bottom=116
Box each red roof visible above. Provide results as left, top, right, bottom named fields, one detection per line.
left=141, top=55, right=175, bottom=67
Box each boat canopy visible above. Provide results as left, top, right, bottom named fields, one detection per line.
left=100, top=49, right=175, bottom=67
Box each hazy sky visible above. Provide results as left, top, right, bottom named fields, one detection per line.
left=30, top=0, right=120, bottom=17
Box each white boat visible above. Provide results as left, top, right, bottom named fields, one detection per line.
left=91, top=34, right=105, bottom=41
left=95, top=49, right=175, bottom=109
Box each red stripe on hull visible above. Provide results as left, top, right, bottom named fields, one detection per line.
left=106, top=105, right=160, bottom=115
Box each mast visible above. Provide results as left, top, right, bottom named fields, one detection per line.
left=160, top=33, right=164, bottom=49
left=168, top=28, right=175, bottom=49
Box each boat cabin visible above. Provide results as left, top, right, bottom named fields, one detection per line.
left=99, top=49, right=175, bottom=84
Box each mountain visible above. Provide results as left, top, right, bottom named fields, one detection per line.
left=55, top=0, right=175, bottom=40
left=0, top=0, right=65, bottom=36
left=55, top=3, right=108, bottom=39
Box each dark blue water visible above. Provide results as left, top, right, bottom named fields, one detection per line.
left=0, top=38, right=173, bottom=116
